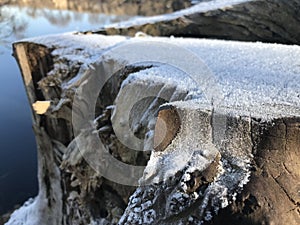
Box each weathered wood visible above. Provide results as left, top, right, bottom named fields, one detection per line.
left=139, top=102, right=300, bottom=225
left=95, top=0, right=300, bottom=45
left=216, top=118, right=300, bottom=225
left=154, top=106, right=181, bottom=152
left=9, top=33, right=300, bottom=225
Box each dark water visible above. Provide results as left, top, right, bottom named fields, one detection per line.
left=0, top=4, right=134, bottom=215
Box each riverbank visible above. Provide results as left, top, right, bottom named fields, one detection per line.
left=0, top=0, right=193, bottom=16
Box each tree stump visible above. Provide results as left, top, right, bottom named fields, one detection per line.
left=8, top=31, right=300, bottom=225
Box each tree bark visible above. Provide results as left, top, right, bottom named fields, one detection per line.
left=94, top=0, right=300, bottom=45
left=9, top=32, right=300, bottom=225
left=140, top=103, right=300, bottom=225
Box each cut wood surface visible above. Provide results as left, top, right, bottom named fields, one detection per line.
left=9, top=30, right=300, bottom=225
left=153, top=106, right=181, bottom=152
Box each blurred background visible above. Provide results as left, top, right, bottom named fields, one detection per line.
left=0, top=0, right=197, bottom=218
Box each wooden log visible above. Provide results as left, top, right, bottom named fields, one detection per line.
left=9, top=33, right=300, bottom=225
left=95, top=0, right=300, bottom=45
left=134, top=103, right=300, bottom=225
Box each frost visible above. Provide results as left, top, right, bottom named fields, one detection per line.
left=143, top=209, right=156, bottom=224
left=104, top=0, right=251, bottom=31
left=10, top=10, right=300, bottom=224
left=204, top=211, right=213, bottom=221
left=141, top=200, right=153, bottom=210
left=188, top=216, right=194, bottom=222
left=5, top=198, right=39, bottom=225
left=182, top=173, right=191, bottom=182
left=17, top=31, right=300, bottom=119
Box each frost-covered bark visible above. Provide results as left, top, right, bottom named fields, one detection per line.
left=120, top=102, right=300, bottom=225
left=95, top=0, right=300, bottom=45
left=9, top=33, right=300, bottom=225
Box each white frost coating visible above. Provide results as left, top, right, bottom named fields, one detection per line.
left=143, top=209, right=156, bottom=224
left=5, top=195, right=69, bottom=225
left=142, top=103, right=219, bottom=183
left=19, top=32, right=126, bottom=58
left=15, top=32, right=300, bottom=119
left=122, top=64, right=198, bottom=92
left=102, top=0, right=251, bottom=30
left=15, top=33, right=128, bottom=90
left=11, top=12, right=300, bottom=224
left=204, top=211, right=213, bottom=221
left=5, top=198, right=37, bottom=225
left=182, top=173, right=192, bottom=182
left=112, top=64, right=197, bottom=154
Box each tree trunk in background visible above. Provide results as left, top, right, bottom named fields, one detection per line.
left=95, top=0, right=300, bottom=45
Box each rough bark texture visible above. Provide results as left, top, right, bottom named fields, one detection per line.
left=124, top=104, right=300, bottom=225
left=94, top=0, right=300, bottom=45
left=9, top=32, right=300, bottom=225
left=12, top=40, right=140, bottom=225
left=213, top=118, right=300, bottom=225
